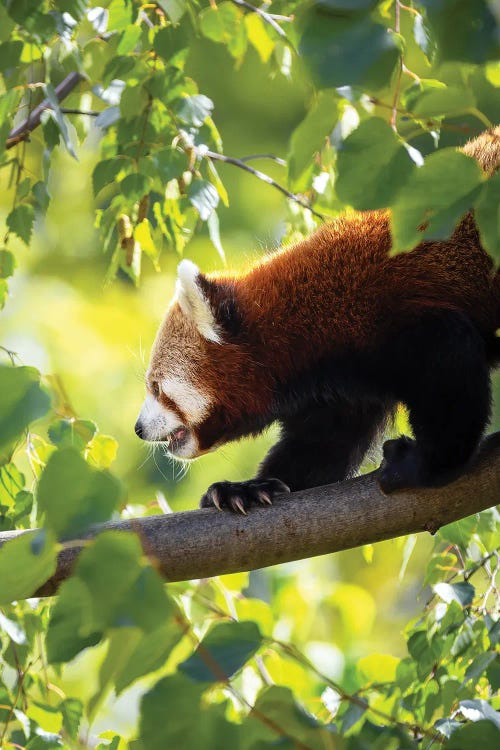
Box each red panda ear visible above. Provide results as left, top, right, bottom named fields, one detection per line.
left=176, top=260, right=222, bottom=343
left=176, top=260, right=243, bottom=342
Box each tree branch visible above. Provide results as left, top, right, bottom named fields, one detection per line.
left=6, top=72, right=85, bottom=149
left=1, top=431, right=499, bottom=598
left=205, top=150, right=326, bottom=221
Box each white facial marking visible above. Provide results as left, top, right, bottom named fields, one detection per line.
left=175, top=259, right=222, bottom=343
left=161, top=376, right=210, bottom=422
left=138, top=393, right=183, bottom=442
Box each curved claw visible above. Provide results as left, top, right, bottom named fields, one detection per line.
left=232, top=497, right=247, bottom=515
left=257, top=491, right=272, bottom=505
left=200, top=477, right=292, bottom=514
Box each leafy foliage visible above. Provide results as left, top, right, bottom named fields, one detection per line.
left=0, top=1, right=499, bottom=749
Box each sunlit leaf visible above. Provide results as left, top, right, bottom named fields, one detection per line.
left=433, top=582, right=475, bottom=607
left=0, top=530, right=57, bottom=605
left=336, top=117, right=414, bottom=209
left=0, top=366, right=51, bottom=454
left=179, top=620, right=261, bottom=682
left=391, top=150, right=483, bottom=252
left=47, top=419, right=97, bottom=451
left=37, top=448, right=122, bottom=539
left=199, top=3, right=247, bottom=60
left=288, top=91, right=339, bottom=191
left=187, top=179, right=219, bottom=220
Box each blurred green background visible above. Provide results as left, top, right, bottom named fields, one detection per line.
left=1, top=31, right=498, bottom=737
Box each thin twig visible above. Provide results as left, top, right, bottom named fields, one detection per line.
left=391, top=0, right=403, bottom=131
left=205, top=149, right=325, bottom=221
left=238, top=153, right=287, bottom=166
left=6, top=72, right=85, bottom=149
left=229, top=0, right=290, bottom=39
left=60, top=108, right=99, bottom=116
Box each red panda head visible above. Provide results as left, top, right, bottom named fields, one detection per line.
left=135, top=260, right=273, bottom=459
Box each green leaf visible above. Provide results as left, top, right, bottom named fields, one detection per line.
left=115, top=620, right=183, bottom=694
left=407, top=85, right=476, bottom=119
left=475, top=171, right=500, bottom=262
left=420, top=0, right=499, bottom=64
left=0, top=365, right=51, bottom=454
left=74, top=532, right=172, bottom=633
left=458, top=699, right=500, bottom=728
left=299, top=10, right=401, bottom=90
left=139, top=674, right=206, bottom=750
left=120, top=83, right=149, bottom=121
left=244, top=686, right=324, bottom=748
left=0, top=249, right=15, bottom=278
left=152, top=25, right=188, bottom=63
left=59, top=698, right=83, bottom=740
left=0, top=610, right=27, bottom=644
left=154, top=147, right=188, bottom=183
left=93, top=159, right=128, bottom=197
left=46, top=577, right=101, bottom=662
left=37, top=447, right=122, bottom=539
left=179, top=620, right=262, bottom=682
left=433, top=582, right=475, bottom=607
left=175, top=95, right=214, bottom=127
left=391, top=151, right=484, bottom=252
left=336, top=118, right=414, bottom=209
left=0, top=40, right=23, bottom=71
left=288, top=91, right=339, bottom=191
left=120, top=173, right=151, bottom=201
left=157, top=0, right=186, bottom=24
left=6, top=204, right=35, bottom=246
left=0, top=530, right=57, bottom=605
left=245, top=14, right=274, bottom=63
left=444, top=720, right=500, bottom=749
left=424, top=552, right=457, bottom=586
left=187, top=180, right=219, bottom=220
left=199, top=2, right=247, bottom=60
left=44, top=84, right=77, bottom=159
left=463, top=651, right=497, bottom=685
left=88, top=627, right=143, bottom=720
left=86, top=434, right=119, bottom=469
left=47, top=419, right=97, bottom=451
left=117, top=25, right=142, bottom=55
left=207, top=211, right=225, bottom=262
left=438, top=515, right=478, bottom=548
left=341, top=702, right=366, bottom=734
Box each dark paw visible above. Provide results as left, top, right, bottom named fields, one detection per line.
left=378, top=437, right=423, bottom=494
left=200, top=478, right=290, bottom=515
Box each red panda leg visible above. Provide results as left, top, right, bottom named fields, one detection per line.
left=378, top=311, right=491, bottom=493
left=200, top=399, right=389, bottom=513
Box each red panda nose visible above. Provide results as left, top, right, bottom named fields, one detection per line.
left=134, top=420, right=144, bottom=439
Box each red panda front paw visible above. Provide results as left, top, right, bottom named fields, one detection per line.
left=200, top=478, right=290, bottom=515
left=377, top=436, right=423, bottom=494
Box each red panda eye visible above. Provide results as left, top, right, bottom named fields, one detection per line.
left=151, top=381, right=160, bottom=398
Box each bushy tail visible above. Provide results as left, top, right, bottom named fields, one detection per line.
left=461, top=127, right=500, bottom=362
left=461, top=124, right=500, bottom=175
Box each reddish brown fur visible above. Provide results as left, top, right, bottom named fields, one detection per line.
left=219, top=132, right=498, bottom=361
left=149, top=127, right=500, bottom=452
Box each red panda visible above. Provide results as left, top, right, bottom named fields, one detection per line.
left=135, top=127, right=500, bottom=513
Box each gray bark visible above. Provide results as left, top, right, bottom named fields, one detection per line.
left=1, top=432, right=499, bottom=598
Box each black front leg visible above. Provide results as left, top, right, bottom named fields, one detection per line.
left=200, top=398, right=389, bottom=514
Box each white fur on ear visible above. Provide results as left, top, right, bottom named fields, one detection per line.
left=176, top=259, right=222, bottom=343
